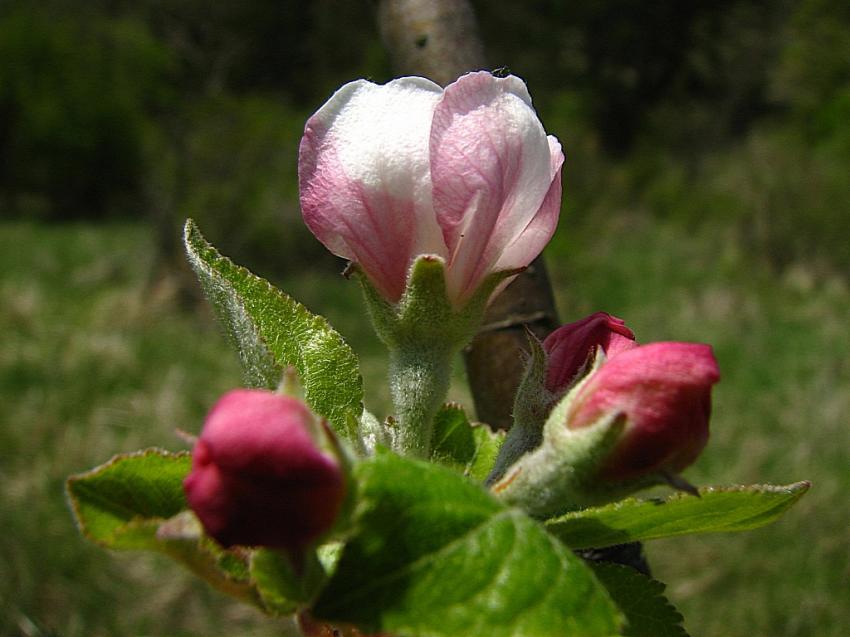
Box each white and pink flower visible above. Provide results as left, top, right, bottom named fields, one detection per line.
left=299, top=71, right=563, bottom=306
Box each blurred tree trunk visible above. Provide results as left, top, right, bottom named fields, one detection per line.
left=376, top=0, right=650, bottom=577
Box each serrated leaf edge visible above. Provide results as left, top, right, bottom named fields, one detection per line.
left=183, top=219, right=363, bottom=432
left=546, top=481, right=811, bottom=549
left=589, top=562, right=688, bottom=637
left=557, top=481, right=810, bottom=520
left=66, top=448, right=190, bottom=545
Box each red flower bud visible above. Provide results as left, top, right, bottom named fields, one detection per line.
left=542, top=312, right=637, bottom=393
left=184, top=389, right=346, bottom=552
left=567, top=342, right=720, bottom=481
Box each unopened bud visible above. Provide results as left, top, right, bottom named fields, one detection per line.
left=492, top=341, right=720, bottom=517
left=566, top=342, right=719, bottom=482
left=184, top=389, right=346, bottom=553
left=543, top=312, right=637, bottom=394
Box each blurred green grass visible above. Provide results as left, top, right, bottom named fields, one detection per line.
left=2, top=216, right=847, bottom=636
left=0, top=222, right=278, bottom=636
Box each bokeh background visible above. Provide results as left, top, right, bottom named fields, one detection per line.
left=2, top=1, right=848, bottom=635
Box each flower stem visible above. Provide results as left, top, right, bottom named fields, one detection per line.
left=388, top=344, right=455, bottom=458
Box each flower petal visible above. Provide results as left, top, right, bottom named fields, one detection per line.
left=299, top=77, right=445, bottom=301
left=543, top=311, right=636, bottom=393
left=430, top=71, right=560, bottom=303
left=495, top=135, right=564, bottom=273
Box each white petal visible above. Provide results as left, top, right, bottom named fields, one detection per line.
left=495, top=135, right=564, bottom=272
left=299, top=77, right=445, bottom=301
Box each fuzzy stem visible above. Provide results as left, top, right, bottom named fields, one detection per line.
left=388, top=344, right=455, bottom=458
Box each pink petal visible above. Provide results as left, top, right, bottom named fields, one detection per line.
left=299, top=77, right=445, bottom=301
left=543, top=312, right=637, bottom=392
left=430, top=72, right=560, bottom=304
left=494, top=136, right=564, bottom=273
left=202, top=390, right=326, bottom=473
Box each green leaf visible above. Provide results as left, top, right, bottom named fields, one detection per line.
left=183, top=218, right=362, bottom=435
left=430, top=402, right=504, bottom=481
left=67, top=448, right=191, bottom=549
left=313, top=452, right=623, bottom=637
left=546, top=481, right=811, bottom=550
left=589, top=563, right=688, bottom=637
left=68, top=450, right=261, bottom=606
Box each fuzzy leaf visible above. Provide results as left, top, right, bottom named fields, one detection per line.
left=430, top=403, right=504, bottom=481
left=183, top=219, right=362, bottom=435
left=590, top=563, right=688, bottom=637
left=546, top=482, right=810, bottom=549
left=313, top=452, right=623, bottom=637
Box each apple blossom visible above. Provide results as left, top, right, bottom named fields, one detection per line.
left=184, top=389, right=346, bottom=552
left=299, top=71, right=563, bottom=307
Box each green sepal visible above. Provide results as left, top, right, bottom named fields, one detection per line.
left=488, top=332, right=551, bottom=482
left=545, top=481, right=811, bottom=549
left=312, top=450, right=624, bottom=637
left=355, top=256, right=520, bottom=458
left=491, top=409, right=633, bottom=518
left=356, top=255, right=520, bottom=350
left=183, top=219, right=363, bottom=439
left=430, top=402, right=504, bottom=482
left=590, top=563, right=688, bottom=637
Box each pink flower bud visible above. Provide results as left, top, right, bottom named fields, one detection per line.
left=567, top=342, right=720, bottom=481
left=299, top=71, right=563, bottom=306
left=184, top=389, right=346, bottom=552
left=542, top=312, right=637, bottom=393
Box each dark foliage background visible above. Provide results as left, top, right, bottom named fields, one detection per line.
left=3, top=0, right=848, bottom=273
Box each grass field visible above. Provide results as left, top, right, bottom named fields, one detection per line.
left=2, top=217, right=847, bottom=636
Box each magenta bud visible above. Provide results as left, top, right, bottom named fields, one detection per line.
left=183, top=389, right=346, bottom=552
left=542, top=312, right=638, bottom=393
left=567, top=342, right=720, bottom=481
